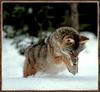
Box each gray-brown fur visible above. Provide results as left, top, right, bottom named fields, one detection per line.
left=23, top=26, right=89, bottom=77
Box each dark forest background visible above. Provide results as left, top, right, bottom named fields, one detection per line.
left=3, top=3, right=97, bottom=55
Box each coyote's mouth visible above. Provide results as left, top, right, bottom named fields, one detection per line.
left=69, top=51, right=77, bottom=59
left=61, top=50, right=78, bottom=65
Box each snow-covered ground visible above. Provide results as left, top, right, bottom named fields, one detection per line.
left=2, top=32, right=98, bottom=90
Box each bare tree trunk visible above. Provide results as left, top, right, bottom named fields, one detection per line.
left=70, top=3, right=79, bottom=31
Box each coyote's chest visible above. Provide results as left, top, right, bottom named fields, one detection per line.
left=41, top=56, right=67, bottom=74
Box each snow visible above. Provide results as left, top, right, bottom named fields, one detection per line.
left=2, top=32, right=98, bottom=90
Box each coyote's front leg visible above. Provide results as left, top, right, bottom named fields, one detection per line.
left=62, top=55, right=78, bottom=75
left=70, top=64, right=78, bottom=75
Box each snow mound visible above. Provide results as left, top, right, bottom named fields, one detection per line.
left=2, top=31, right=98, bottom=90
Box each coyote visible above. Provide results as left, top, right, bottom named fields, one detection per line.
left=23, top=27, right=89, bottom=77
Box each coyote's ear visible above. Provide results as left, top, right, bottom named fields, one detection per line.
left=79, top=35, right=89, bottom=45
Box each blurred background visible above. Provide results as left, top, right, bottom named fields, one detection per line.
left=3, top=3, right=97, bottom=55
